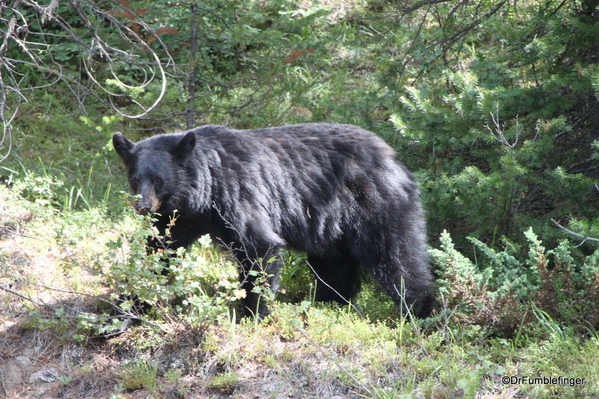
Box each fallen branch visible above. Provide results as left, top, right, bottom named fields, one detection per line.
left=0, top=283, right=162, bottom=338
left=0, top=284, right=54, bottom=312
left=30, top=283, right=163, bottom=329
left=0, top=225, right=44, bottom=241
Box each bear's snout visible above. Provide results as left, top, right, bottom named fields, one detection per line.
left=133, top=183, right=161, bottom=215
left=134, top=200, right=152, bottom=215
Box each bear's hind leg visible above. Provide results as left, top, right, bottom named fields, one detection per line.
left=307, top=252, right=362, bottom=305
left=363, top=250, right=434, bottom=319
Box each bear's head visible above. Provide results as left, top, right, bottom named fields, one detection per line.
left=113, top=131, right=197, bottom=215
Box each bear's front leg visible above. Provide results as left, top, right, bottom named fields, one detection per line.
left=234, top=246, right=282, bottom=319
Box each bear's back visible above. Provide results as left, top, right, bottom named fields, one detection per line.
left=189, top=123, right=398, bottom=173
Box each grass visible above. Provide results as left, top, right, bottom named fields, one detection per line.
left=1, top=181, right=599, bottom=399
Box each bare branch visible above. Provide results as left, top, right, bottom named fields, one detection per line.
left=485, top=104, right=520, bottom=148
left=0, top=284, right=55, bottom=312
left=0, top=0, right=178, bottom=158
left=0, top=281, right=164, bottom=338
left=551, top=218, right=599, bottom=247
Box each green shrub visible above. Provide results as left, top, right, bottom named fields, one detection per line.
left=432, top=228, right=599, bottom=337
left=98, top=209, right=243, bottom=326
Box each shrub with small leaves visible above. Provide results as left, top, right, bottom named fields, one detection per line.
left=431, top=230, right=522, bottom=336
left=432, top=228, right=599, bottom=336
left=98, top=210, right=243, bottom=326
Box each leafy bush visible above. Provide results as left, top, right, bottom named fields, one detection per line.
left=98, top=210, right=244, bottom=326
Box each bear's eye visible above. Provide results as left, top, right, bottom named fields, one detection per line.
left=152, top=176, right=163, bottom=185
left=130, top=177, right=140, bottom=188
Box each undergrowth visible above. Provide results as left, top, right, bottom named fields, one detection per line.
left=431, top=229, right=599, bottom=339
left=1, top=173, right=599, bottom=398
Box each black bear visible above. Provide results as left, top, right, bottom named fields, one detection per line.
left=113, top=123, right=434, bottom=318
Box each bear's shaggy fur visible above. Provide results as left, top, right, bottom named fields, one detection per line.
left=113, top=123, right=434, bottom=318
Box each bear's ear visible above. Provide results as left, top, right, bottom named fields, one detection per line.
left=113, top=132, right=135, bottom=166
left=173, top=131, right=196, bottom=161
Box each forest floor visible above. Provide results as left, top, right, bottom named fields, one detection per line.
left=0, top=184, right=368, bottom=399
left=1, top=184, right=596, bottom=399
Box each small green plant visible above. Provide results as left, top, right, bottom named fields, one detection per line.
left=207, top=371, right=240, bottom=392
left=161, top=369, right=190, bottom=397
left=276, top=250, right=314, bottom=303
left=12, top=170, right=64, bottom=207
left=119, top=360, right=159, bottom=392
